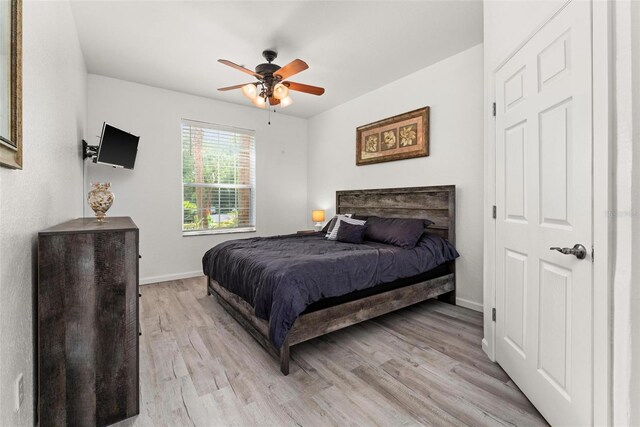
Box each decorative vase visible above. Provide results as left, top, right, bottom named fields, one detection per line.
left=87, top=182, right=114, bottom=223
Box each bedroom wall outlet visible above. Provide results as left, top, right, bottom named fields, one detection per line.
left=15, top=373, right=23, bottom=412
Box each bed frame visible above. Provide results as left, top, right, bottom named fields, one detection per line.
left=207, top=185, right=456, bottom=375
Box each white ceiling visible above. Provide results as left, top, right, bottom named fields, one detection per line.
left=70, top=1, right=483, bottom=118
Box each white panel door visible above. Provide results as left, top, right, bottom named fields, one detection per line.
left=494, top=2, right=593, bottom=425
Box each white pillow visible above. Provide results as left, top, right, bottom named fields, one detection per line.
left=327, top=216, right=366, bottom=241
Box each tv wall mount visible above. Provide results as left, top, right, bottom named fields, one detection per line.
left=83, top=140, right=98, bottom=161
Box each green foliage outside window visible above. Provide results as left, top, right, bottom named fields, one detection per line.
left=182, top=125, right=253, bottom=232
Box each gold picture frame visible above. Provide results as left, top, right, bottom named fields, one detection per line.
left=356, top=107, right=429, bottom=166
left=0, top=0, right=22, bottom=169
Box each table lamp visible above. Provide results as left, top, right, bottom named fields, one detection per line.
left=312, top=210, right=325, bottom=231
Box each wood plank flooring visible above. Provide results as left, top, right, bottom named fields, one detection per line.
left=115, top=277, right=548, bottom=426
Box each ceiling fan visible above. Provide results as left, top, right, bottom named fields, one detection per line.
left=217, top=50, right=325, bottom=109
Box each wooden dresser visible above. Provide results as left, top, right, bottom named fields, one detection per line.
left=37, top=217, right=139, bottom=426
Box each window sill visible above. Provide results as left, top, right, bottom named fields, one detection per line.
left=182, top=227, right=256, bottom=237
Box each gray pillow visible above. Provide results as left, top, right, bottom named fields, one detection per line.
left=364, top=216, right=433, bottom=249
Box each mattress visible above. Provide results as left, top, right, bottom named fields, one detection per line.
left=302, top=262, right=452, bottom=313
left=203, top=232, right=459, bottom=347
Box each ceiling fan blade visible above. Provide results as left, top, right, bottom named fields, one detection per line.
left=218, top=83, right=253, bottom=91
left=284, top=81, right=325, bottom=96
left=274, top=59, right=308, bottom=80
left=218, top=59, right=263, bottom=79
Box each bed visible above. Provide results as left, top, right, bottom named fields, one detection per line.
left=204, top=185, right=457, bottom=375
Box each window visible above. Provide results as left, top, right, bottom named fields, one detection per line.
left=181, top=119, right=256, bottom=235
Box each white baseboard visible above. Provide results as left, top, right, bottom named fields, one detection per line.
left=482, top=338, right=495, bottom=361
left=140, top=271, right=203, bottom=285
left=455, top=297, right=483, bottom=312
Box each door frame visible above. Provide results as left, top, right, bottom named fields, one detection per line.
left=483, top=0, right=612, bottom=424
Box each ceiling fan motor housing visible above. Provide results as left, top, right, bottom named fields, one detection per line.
left=255, top=62, right=280, bottom=77
left=256, top=49, right=282, bottom=82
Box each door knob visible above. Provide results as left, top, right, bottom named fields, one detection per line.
left=549, top=244, right=587, bottom=259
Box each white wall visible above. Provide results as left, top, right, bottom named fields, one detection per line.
left=0, top=0, right=87, bottom=424
left=86, top=75, right=308, bottom=284
left=306, top=44, right=484, bottom=311
left=483, top=0, right=565, bottom=70
left=627, top=1, right=640, bottom=424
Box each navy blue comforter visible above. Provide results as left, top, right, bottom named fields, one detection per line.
left=202, top=232, right=459, bottom=348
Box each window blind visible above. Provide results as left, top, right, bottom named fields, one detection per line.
left=181, top=119, right=256, bottom=234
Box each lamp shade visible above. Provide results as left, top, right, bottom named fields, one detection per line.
left=311, top=210, right=325, bottom=222
left=279, top=95, right=294, bottom=108
left=241, top=84, right=257, bottom=100
left=273, top=83, right=289, bottom=100
left=252, top=96, right=266, bottom=108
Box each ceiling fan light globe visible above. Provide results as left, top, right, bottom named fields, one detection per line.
left=252, top=96, right=266, bottom=108
left=241, top=84, right=258, bottom=100
left=280, top=96, right=293, bottom=108
left=273, top=83, right=289, bottom=100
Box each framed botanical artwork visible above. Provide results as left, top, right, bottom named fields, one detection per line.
left=356, top=107, right=429, bottom=166
left=0, top=0, right=22, bottom=169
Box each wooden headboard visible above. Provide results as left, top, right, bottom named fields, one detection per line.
left=335, top=185, right=456, bottom=243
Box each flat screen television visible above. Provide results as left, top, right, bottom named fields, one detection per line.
left=96, top=123, right=139, bottom=169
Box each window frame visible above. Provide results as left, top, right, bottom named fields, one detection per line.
left=180, top=119, right=256, bottom=236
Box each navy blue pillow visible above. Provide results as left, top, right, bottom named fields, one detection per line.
left=336, top=222, right=367, bottom=244
left=364, top=216, right=433, bottom=249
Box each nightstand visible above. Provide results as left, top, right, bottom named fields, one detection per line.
left=297, top=230, right=319, bottom=235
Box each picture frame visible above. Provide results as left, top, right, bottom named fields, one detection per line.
left=356, top=107, right=429, bottom=166
left=0, top=0, right=22, bottom=169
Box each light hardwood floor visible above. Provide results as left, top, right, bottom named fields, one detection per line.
left=117, top=277, right=548, bottom=426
